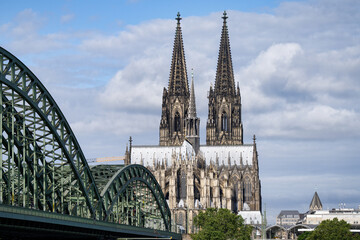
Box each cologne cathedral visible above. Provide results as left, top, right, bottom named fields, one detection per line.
left=125, top=12, right=262, bottom=232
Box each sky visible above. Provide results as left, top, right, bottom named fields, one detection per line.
left=1, top=0, right=359, bottom=224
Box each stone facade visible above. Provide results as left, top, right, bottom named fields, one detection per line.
left=126, top=11, right=262, bottom=233
left=136, top=139, right=262, bottom=232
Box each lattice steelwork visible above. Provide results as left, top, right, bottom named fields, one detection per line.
left=0, top=47, right=172, bottom=232
left=0, top=47, right=102, bottom=219
left=100, top=164, right=171, bottom=231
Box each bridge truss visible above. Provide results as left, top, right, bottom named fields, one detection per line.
left=0, top=47, right=174, bottom=237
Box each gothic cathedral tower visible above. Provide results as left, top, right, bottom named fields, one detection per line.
left=159, top=13, right=190, bottom=146
left=206, top=11, right=243, bottom=145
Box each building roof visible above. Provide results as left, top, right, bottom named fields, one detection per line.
left=238, top=211, right=262, bottom=225
left=309, top=191, right=323, bottom=211
left=200, top=145, right=253, bottom=166
left=277, top=210, right=300, bottom=218
left=131, top=141, right=254, bottom=166
left=131, top=140, right=195, bottom=166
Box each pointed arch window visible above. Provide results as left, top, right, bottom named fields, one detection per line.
left=231, top=182, right=239, bottom=213
left=194, top=119, right=198, bottom=135
left=244, top=178, right=252, bottom=203
left=220, top=188, right=224, bottom=208
left=221, top=111, right=228, bottom=131
left=177, top=169, right=187, bottom=201
left=189, top=119, right=193, bottom=135
left=174, top=112, right=181, bottom=132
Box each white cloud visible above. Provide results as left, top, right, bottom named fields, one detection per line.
left=237, top=42, right=360, bottom=140
left=274, top=105, right=359, bottom=139
left=80, top=19, right=173, bottom=59
left=99, top=50, right=168, bottom=110
left=71, top=111, right=159, bottom=136
left=61, top=14, right=75, bottom=24
left=246, top=43, right=303, bottom=80
left=0, top=9, right=70, bottom=54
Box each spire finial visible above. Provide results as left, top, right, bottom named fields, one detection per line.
left=222, top=11, right=228, bottom=22
left=176, top=12, right=182, bottom=24
left=253, top=134, right=256, bottom=144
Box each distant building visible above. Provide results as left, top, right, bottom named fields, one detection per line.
left=302, top=192, right=360, bottom=225
left=267, top=192, right=360, bottom=239
left=293, top=192, right=360, bottom=226
left=87, top=156, right=125, bottom=165
left=125, top=12, right=262, bottom=233
left=276, top=210, right=300, bottom=226
left=304, top=208, right=360, bottom=225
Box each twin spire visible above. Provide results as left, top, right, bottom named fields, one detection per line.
left=169, top=13, right=197, bottom=119
left=215, top=11, right=236, bottom=97
left=168, top=12, right=189, bottom=97
left=169, top=11, right=235, bottom=107
left=160, top=11, right=240, bottom=147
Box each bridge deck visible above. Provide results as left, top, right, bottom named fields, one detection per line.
left=0, top=204, right=181, bottom=240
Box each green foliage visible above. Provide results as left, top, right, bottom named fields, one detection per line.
left=307, top=218, right=358, bottom=240
left=191, top=208, right=252, bottom=240
left=298, top=231, right=312, bottom=240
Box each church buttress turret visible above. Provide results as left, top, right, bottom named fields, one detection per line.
left=185, top=70, right=200, bottom=153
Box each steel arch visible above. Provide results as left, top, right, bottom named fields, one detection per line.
left=0, top=47, right=173, bottom=233
left=0, top=47, right=104, bottom=219
left=101, top=164, right=172, bottom=231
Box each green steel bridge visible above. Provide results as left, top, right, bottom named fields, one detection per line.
left=0, top=47, right=181, bottom=240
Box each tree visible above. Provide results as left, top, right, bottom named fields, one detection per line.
left=191, top=208, right=252, bottom=240
left=307, top=218, right=359, bottom=240
left=298, top=231, right=312, bottom=240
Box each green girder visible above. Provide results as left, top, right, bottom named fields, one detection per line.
left=0, top=47, right=172, bottom=232
left=101, top=164, right=171, bottom=230
left=0, top=46, right=103, bottom=219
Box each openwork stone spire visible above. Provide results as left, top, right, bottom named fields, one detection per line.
left=206, top=11, right=243, bottom=146
left=214, top=11, right=236, bottom=97
left=159, top=13, right=190, bottom=146
left=168, top=12, right=189, bottom=97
